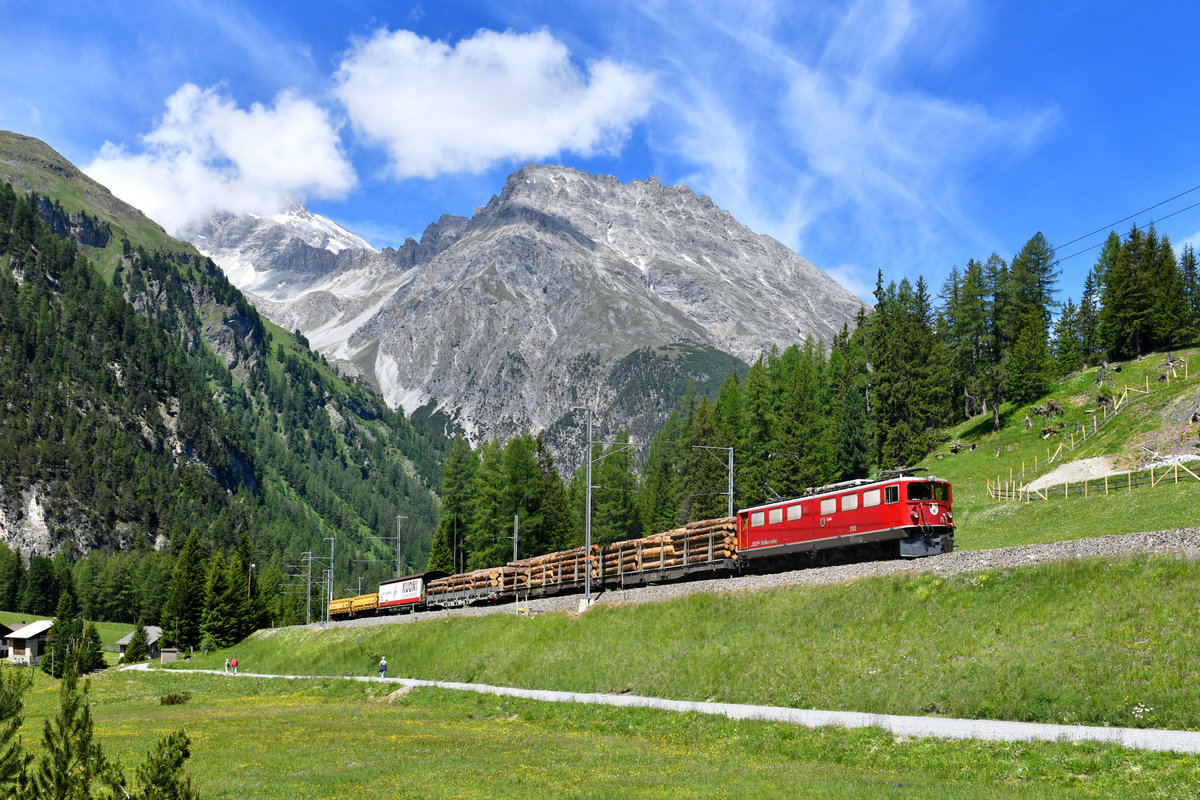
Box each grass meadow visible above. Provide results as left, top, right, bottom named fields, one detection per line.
left=175, top=553, right=1200, bottom=732
left=5, top=668, right=1196, bottom=799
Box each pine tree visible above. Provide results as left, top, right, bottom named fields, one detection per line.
left=1100, top=226, right=1154, bottom=360
left=29, top=671, right=115, bottom=798
left=1007, top=307, right=1052, bottom=403
left=425, top=519, right=454, bottom=572
left=199, top=551, right=234, bottom=650
left=465, top=440, right=506, bottom=570
left=124, top=619, right=150, bottom=663
left=1179, top=244, right=1200, bottom=343
left=160, top=532, right=206, bottom=650
left=1148, top=229, right=1187, bottom=350
left=591, top=431, right=640, bottom=544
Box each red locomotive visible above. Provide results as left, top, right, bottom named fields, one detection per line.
left=738, top=472, right=954, bottom=562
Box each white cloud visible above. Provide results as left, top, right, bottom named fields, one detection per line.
left=84, top=84, right=355, bottom=236
left=825, top=263, right=874, bottom=303
left=334, top=28, right=655, bottom=179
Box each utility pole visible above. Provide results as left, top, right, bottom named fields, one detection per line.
left=512, top=515, right=520, bottom=614
left=366, top=515, right=408, bottom=579
left=303, top=552, right=312, bottom=626
left=325, top=537, right=335, bottom=621
left=572, top=406, right=593, bottom=604
left=396, top=515, right=406, bottom=577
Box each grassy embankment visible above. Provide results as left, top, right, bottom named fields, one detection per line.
left=8, top=669, right=1198, bottom=799
left=174, top=554, right=1199, bottom=731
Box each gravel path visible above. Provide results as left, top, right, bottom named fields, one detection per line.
left=315, top=527, right=1200, bottom=629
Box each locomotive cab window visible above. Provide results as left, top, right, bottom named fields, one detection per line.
left=751, top=511, right=765, bottom=527
left=841, top=493, right=858, bottom=512
left=907, top=482, right=933, bottom=501
left=820, top=497, right=836, bottom=515
left=884, top=485, right=899, bottom=504
left=863, top=488, right=881, bottom=507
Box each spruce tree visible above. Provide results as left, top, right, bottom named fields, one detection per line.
left=1078, top=271, right=1102, bottom=365
left=124, top=619, right=150, bottom=663
left=199, top=551, right=234, bottom=649
left=1179, top=244, right=1200, bottom=342
left=591, top=431, right=640, bottom=544
left=681, top=399, right=727, bottom=521
left=1149, top=229, right=1187, bottom=350
left=1007, top=308, right=1052, bottom=403
left=533, top=437, right=571, bottom=552
left=425, top=520, right=454, bottom=572
left=465, top=440, right=506, bottom=570
left=637, top=411, right=686, bottom=535
left=160, top=531, right=206, bottom=650
left=1100, top=226, right=1154, bottom=359
left=1052, top=298, right=1082, bottom=377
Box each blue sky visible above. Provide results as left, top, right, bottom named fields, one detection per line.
left=4, top=1, right=1200, bottom=305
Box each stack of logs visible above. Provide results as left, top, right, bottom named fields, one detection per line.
left=427, top=568, right=496, bottom=598
left=427, top=518, right=739, bottom=598
left=601, top=517, right=738, bottom=577
left=510, top=545, right=600, bottom=590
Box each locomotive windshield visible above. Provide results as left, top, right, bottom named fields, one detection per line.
left=907, top=481, right=950, bottom=502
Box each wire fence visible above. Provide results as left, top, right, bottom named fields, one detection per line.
left=988, top=356, right=1192, bottom=497
left=989, top=461, right=1200, bottom=502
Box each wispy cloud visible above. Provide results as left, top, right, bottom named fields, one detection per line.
left=625, top=0, right=1056, bottom=263
left=84, top=84, right=356, bottom=236
left=334, top=27, right=655, bottom=179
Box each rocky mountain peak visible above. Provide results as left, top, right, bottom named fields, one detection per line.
left=194, top=164, right=867, bottom=452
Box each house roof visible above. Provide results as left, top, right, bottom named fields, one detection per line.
left=7, top=620, right=53, bottom=640
left=115, top=626, right=162, bottom=647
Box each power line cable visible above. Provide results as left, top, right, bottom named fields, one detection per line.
left=1051, top=183, right=1200, bottom=252
left=1055, top=198, right=1200, bottom=264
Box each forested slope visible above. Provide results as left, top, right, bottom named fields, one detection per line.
left=0, top=177, right=448, bottom=631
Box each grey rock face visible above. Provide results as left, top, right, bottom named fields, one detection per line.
left=194, top=165, right=866, bottom=447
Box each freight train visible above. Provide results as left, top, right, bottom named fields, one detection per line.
left=329, top=471, right=954, bottom=619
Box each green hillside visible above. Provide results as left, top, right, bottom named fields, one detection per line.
left=0, top=139, right=450, bottom=631
left=918, top=347, right=1200, bottom=550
